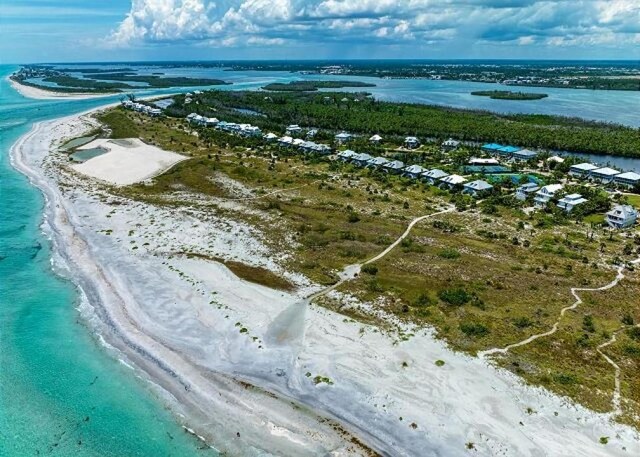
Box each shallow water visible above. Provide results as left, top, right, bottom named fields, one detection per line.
left=0, top=65, right=218, bottom=456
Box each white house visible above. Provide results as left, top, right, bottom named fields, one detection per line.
left=404, top=136, right=420, bottom=149
left=515, top=182, right=540, bottom=201
left=306, top=129, right=318, bottom=139
left=383, top=160, right=405, bottom=174
left=534, top=184, right=563, bottom=208
left=590, top=167, right=620, bottom=184
left=442, top=138, right=460, bottom=150
left=569, top=163, right=599, bottom=178
left=556, top=193, right=588, bottom=212
left=422, top=169, right=449, bottom=185
left=286, top=124, right=303, bottom=136
left=511, top=149, right=538, bottom=162
left=369, top=134, right=383, bottom=144
left=263, top=132, right=279, bottom=142
left=606, top=205, right=638, bottom=229
left=403, top=164, right=428, bottom=179
left=439, top=174, right=467, bottom=189
left=292, top=138, right=306, bottom=147
left=337, top=150, right=357, bottom=161
left=613, top=172, right=640, bottom=189
left=463, top=180, right=493, bottom=197
left=278, top=136, right=294, bottom=147
left=352, top=153, right=374, bottom=167
left=335, top=132, right=353, bottom=144
left=367, top=156, right=389, bottom=168
left=205, top=117, right=219, bottom=127
left=469, top=158, right=499, bottom=166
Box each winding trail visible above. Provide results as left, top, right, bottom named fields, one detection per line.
left=479, top=257, right=640, bottom=415
left=307, top=206, right=454, bottom=302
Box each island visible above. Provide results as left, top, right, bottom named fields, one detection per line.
left=262, top=80, right=376, bottom=91
left=471, top=90, right=548, bottom=100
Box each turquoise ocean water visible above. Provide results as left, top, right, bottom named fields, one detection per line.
left=0, top=66, right=218, bottom=456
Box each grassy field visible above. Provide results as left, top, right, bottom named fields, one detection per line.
left=93, top=107, right=640, bottom=429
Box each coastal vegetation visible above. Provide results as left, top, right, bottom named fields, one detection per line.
left=164, top=89, right=640, bottom=158
left=471, top=90, right=548, bottom=100
left=92, top=104, right=640, bottom=430
left=262, top=80, right=376, bottom=91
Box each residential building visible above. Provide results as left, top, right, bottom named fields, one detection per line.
left=590, top=167, right=620, bottom=184
left=469, top=158, right=499, bottom=166
left=422, top=169, right=449, bottom=185
left=383, top=160, right=405, bottom=174
left=557, top=193, right=588, bottom=212
left=404, top=136, right=420, bottom=149
left=496, top=145, right=521, bottom=158
left=442, top=138, right=460, bottom=150
left=439, top=174, right=467, bottom=189
left=335, top=132, right=353, bottom=144
left=606, top=205, right=638, bottom=229
left=286, top=124, right=303, bottom=136
left=569, top=162, right=599, bottom=178
left=205, top=117, right=219, bottom=127
left=403, top=165, right=428, bottom=179
left=278, top=136, right=294, bottom=147
left=369, top=134, right=383, bottom=144
left=367, top=156, right=389, bottom=168
left=481, top=143, right=504, bottom=154
left=515, top=182, right=540, bottom=201
left=352, top=153, right=374, bottom=167
left=337, top=150, right=357, bottom=161
left=512, top=149, right=538, bottom=162
left=306, top=129, right=318, bottom=139
left=263, top=132, right=279, bottom=142
left=463, top=180, right=493, bottom=197
left=534, top=184, right=563, bottom=208
left=613, top=172, right=640, bottom=189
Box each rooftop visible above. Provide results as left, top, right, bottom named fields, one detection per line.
left=591, top=167, right=620, bottom=176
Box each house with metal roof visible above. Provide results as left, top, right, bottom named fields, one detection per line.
left=403, top=165, right=428, bottom=179
left=278, top=136, right=294, bottom=147
left=512, top=149, right=538, bottom=162
left=613, top=171, right=640, bottom=189
left=481, top=143, right=504, bottom=153
left=439, top=174, right=467, bottom=189
left=463, top=180, right=493, bottom=197
left=422, top=169, right=449, bottom=185
left=557, top=193, right=588, bottom=212
left=496, top=145, right=521, bottom=157
left=569, top=162, right=599, bottom=178
left=515, top=182, right=540, bottom=201
left=606, top=205, right=638, bottom=229
left=404, top=136, right=420, bottom=149
left=352, top=153, right=374, bottom=167
left=534, top=184, right=563, bottom=208
left=442, top=138, right=460, bottom=150
left=589, top=167, right=620, bottom=184
left=383, top=160, right=405, bottom=174
left=369, top=134, right=383, bottom=144
left=286, top=124, right=303, bottom=136
left=337, top=150, right=357, bottom=161
left=335, top=132, right=353, bottom=144
left=263, top=132, right=279, bottom=142
left=367, top=156, right=389, bottom=168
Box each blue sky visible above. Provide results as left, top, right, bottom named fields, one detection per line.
left=2, top=0, right=639, bottom=63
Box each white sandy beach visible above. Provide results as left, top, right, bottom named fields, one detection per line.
left=7, top=76, right=116, bottom=100
left=10, top=108, right=640, bottom=456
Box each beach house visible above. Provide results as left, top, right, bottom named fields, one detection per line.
left=278, top=136, right=294, bottom=147
left=352, top=153, right=374, bottom=167
left=556, top=193, right=588, bottom=212
left=335, top=132, right=353, bottom=144
left=422, top=169, right=449, bottom=185
left=515, top=182, right=540, bottom=201
left=606, top=205, right=638, bottom=229
left=439, top=174, right=467, bottom=190
left=569, top=162, right=599, bottom=178
left=442, top=138, right=460, bottom=151
left=263, top=132, right=279, bottom=142
left=286, top=124, right=303, bottom=136
left=613, top=172, right=640, bottom=189
left=495, top=145, right=521, bottom=159
left=367, top=156, right=389, bottom=169
left=481, top=143, right=504, bottom=154
left=589, top=167, right=620, bottom=184
left=463, top=180, right=493, bottom=197
left=383, top=160, right=405, bottom=174
left=404, top=136, right=420, bottom=149
left=369, top=134, right=383, bottom=144
left=306, top=129, right=318, bottom=139
left=512, top=149, right=538, bottom=162
left=337, top=149, right=357, bottom=162
left=403, top=165, right=428, bottom=179
left=205, top=117, right=219, bottom=127
left=534, top=184, right=563, bottom=208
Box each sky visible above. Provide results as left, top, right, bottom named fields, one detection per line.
left=1, top=0, right=639, bottom=63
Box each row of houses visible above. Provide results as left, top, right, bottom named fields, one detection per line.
left=568, top=162, right=640, bottom=189
left=276, top=136, right=332, bottom=155
left=121, top=100, right=162, bottom=117
left=186, top=113, right=264, bottom=138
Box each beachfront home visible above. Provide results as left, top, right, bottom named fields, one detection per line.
left=292, top=138, right=306, bottom=147
left=613, top=172, right=640, bottom=189
left=369, top=134, right=383, bottom=144
left=403, top=165, right=428, bottom=179
left=205, top=117, right=219, bottom=127
left=469, top=158, right=499, bottom=166
left=352, top=153, right=374, bottom=167
left=367, top=156, right=389, bottom=168
left=263, top=132, right=279, bottom=142
left=481, top=143, right=504, bottom=154
left=286, top=124, right=303, bottom=136
left=512, top=149, right=538, bottom=162
left=439, top=174, right=467, bottom=190
left=306, top=129, right=318, bottom=139
left=606, top=205, right=638, bottom=229
left=404, top=136, right=420, bottom=149
left=496, top=145, right=521, bottom=159
left=422, top=169, right=449, bottom=185
left=463, top=180, right=493, bottom=197
left=557, top=193, right=588, bottom=212
left=335, top=132, right=353, bottom=144
left=515, top=182, right=540, bottom=201
left=337, top=150, right=357, bottom=162
left=384, top=160, right=405, bottom=174
left=534, top=184, right=563, bottom=208
left=547, top=155, right=565, bottom=164
left=590, top=167, right=620, bottom=184
left=569, top=162, right=599, bottom=178
left=278, top=136, right=294, bottom=147
left=442, top=138, right=460, bottom=151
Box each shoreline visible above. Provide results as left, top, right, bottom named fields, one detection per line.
left=7, top=76, right=118, bottom=100
left=10, top=106, right=640, bottom=456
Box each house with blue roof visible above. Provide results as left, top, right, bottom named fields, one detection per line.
left=463, top=180, right=494, bottom=197
left=481, top=143, right=504, bottom=153
left=496, top=145, right=521, bottom=158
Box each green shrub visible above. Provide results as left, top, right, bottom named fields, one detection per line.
left=459, top=322, right=489, bottom=337
left=438, top=288, right=471, bottom=306
left=438, top=248, right=460, bottom=259
left=361, top=264, right=378, bottom=275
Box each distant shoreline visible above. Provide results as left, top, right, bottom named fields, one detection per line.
left=7, top=76, right=116, bottom=100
